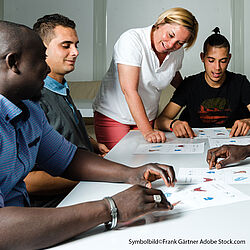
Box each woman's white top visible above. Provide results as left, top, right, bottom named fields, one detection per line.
left=93, top=25, right=184, bottom=125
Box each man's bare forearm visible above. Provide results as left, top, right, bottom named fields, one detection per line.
left=63, top=149, right=132, bottom=183
left=0, top=200, right=110, bottom=250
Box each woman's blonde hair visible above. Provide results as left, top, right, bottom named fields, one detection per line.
left=154, top=7, right=198, bottom=49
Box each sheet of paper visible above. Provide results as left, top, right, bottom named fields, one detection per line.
left=133, top=142, right=204, bottom=154
left=177, top=167, right=250, bottom=184
left=209, top=137, right=250, bottom=148
left=158, top=181, right=250, bottom=215
left=193, top=127, right=229, bottom=139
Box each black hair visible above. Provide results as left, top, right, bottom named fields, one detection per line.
left=203, top=27, right=230, bottom=54
left=33, top=13, right=75, bottom=44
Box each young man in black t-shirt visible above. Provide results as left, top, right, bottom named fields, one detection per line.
left=155, top=28, right=250, bottom=138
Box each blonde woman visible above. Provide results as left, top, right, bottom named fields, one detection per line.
left=93, top=7, right=198, bottom=149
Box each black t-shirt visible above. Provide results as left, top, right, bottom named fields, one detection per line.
left=171, top=71, right=250, bottom=128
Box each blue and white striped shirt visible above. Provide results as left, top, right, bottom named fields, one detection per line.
left=0, top=94, right=77, bottom=207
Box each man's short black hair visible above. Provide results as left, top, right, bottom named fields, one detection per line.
left=33, top=13, right=76, bottom=44
left=203, top=27, right=230, bottom=54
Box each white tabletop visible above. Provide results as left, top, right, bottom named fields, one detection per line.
left=50, top=131, right=250, bottom=250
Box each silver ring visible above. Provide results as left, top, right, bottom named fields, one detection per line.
left=153, top=194, right=162, bottom=203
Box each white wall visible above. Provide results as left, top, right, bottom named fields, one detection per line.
left=107, top=0, right=232, bottom=78
left=244, top=0, right=250, bottom=79
left=4, top=0, right=94, bottom=81
left=3, top=0, right=249, bottom=81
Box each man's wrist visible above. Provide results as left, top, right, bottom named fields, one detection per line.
left=169, top=119, right=179, bottom=131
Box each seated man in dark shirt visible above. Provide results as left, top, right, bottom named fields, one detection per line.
left=155, top=27, right=250, bottom=138
left=24, top=14, right=109, bottom=207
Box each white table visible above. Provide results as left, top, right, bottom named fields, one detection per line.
left=74, top=99, right=93, bottom=117
left=51, top=131, right=250, bottom=250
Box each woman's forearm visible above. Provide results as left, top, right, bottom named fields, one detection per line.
left=123, top=89, right=153, bottom=135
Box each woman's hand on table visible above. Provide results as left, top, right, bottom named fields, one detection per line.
left=143, top=130, right=166, bottom=143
